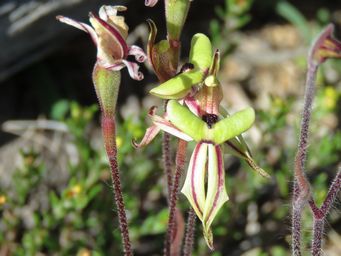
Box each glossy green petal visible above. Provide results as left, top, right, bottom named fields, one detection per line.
left=166, top=100, right=206, bottom=141
left=189, top=33, right=213, bottom=71
left=209, top=107, right=255, bottom=145
left=149, top=70, right=203, bottom=99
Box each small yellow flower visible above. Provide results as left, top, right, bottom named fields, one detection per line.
left=77, top=248, right=91, bottom=256
left=66, top=185, right=82, bottom=198
left=324, top=86, right=338, bottom=110
left=0, top=195, right=6, bottom=205
left=116, top=136, right=123, bottom=148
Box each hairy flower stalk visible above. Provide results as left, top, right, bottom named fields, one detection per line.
left=183, top=208, right=196, bottom=256
left=292, top=24, right=341, bottom=256
left=58, top=5, right=147, bottom=255
left=165, top=139, right=187, bottom=256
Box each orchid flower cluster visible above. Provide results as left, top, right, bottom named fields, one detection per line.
left=57, top=2, right=268, bottom=253
left=135, top=33, right=269, bottom=248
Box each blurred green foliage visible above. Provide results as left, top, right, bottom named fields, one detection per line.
left=210, top=0, right=253, bottom=56
left=1, top=1, right=341, bottom=255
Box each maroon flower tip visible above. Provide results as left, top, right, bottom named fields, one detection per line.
left=310, top=24, right=341, bottom=65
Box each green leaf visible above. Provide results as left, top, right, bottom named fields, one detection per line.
left=276, top=1, right=310, bottom=42
left=139, top=208, right=169, bottom=235
left=51, top=100, right=69, bottom=120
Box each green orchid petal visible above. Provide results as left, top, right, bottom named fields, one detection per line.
left=181, top=142, right=208, bottom=221
left=165, top=0, right=191, bottom=40
left=150, top=70, right=203, bottom=99
left=149, top=33, right=214, bottom=99
left=225, top=136, right=270, bottom=178
left=209, top=107, right=255, bottom=145
left=167, top=100, right=206, bottom=141
left=202, top=144, right=228, bottom=250
left=189, top=33, right=213, bottom=71
left=92, top=64, right=120, bottom=116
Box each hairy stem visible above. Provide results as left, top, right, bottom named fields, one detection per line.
left=320, top=169, right=341, bottom=214
left=163, top=132, right=173, bottom=200
left=311, top=218, right=324, bottom=256
left=101, top=115, right=132, bottom=256
left=164, top=139, right=187, bottom=256
left=294, top=62, right=318, bottom=198
left=309, top=169, right=341, bottom=255
left=292, top=182, right=302, bottom=256
left=183, top=208, right=196, bottom=256
left=292, top=62, right=318, bottom=254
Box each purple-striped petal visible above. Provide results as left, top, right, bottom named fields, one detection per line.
left=181, top=143, right=208, bottom=221
left=184, top=96, right=201, bottom=116
left=128, top=45, right=147, bottom=63
left=56, top=16, right=98, bottom=45
left=89, top=13, right=129, bottom=60
left=121, top=60, right=144, bottom=81
left=202, top=144, right=228, bottom=250
left=103, top=59, right=144, bottom=81
left=152, top=114, right=193, bottom=141
left=132, top=124, right=160, bottom=148
left=145, top=0, right=158, bottom=7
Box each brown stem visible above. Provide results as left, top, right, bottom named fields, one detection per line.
left=101, top=114, right=132, bottom=256
left=163, top=132, right=173, bottom=200
left=183, top=208, right=196, bottom=256
left=164, top=139, right=187, bottom=256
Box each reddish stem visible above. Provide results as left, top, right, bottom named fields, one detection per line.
left=309, top=169, right=341, bottom=255
left=292, top=62, right=318, bottom=255
left=164, top=139, right=187, bottom=256
left=101, top=114, right=132, bottom=256
left=183, top=208, right=196, bottom=256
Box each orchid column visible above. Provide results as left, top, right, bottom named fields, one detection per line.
left=57, top=6, right=147, bottom=256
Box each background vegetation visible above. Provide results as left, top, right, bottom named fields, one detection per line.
left=0, top=0, right=340, bottom=255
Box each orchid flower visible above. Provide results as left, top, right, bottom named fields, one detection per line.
left=135, top=33, right=268, bottom=249
left=57, top=5, right=146, bottom=81
left=136, top=82, right=255, bottom=249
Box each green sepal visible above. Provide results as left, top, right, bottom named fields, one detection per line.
left=92, top=64, right=120, bottom=116
left=210, top=108, right=255, bottom=145
left=225, top=136, right=270, bottom=178
left=150, top=70, right=203, bottom=99
left=165, top=0, right=191, bottom=40
left=189, top=33, right=213, bottom=71
left=167, top=100, right=206, bottom=141
left=147, top=19, right=178, bottom=81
